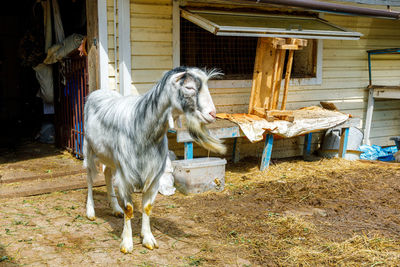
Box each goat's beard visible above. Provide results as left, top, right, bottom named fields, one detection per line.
left=185, top=114, right=227, bottom=155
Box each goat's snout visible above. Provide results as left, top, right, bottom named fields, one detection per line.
left=209, top=110, right=216, bottom=119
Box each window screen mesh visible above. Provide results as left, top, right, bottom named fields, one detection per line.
left=180, top=18, right=257, bottom=80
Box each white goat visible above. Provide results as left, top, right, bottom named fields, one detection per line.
left=83, top=66, right=226, bottom=253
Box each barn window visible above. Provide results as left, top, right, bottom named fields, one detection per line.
left=179, top=10, right=361, bottom=84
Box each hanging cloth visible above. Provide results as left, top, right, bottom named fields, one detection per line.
left=42, top=0, right=52, bottom=51
left=52, top=0, right=65, bottom=44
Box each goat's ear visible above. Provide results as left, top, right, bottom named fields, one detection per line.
left=172, top=72, right=186, bottom=83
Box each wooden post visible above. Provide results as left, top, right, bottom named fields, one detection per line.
left=272, top=50, right=286, bottom=110
left=249, top=38, right=266, bottom=114
left=249, top=38, right=276, bottom=115
left=248, top=37, right=306, bottom=116
left=86, top=0, right=99, bottom=92
left=281, top=49, right=294, bottom=110
left=364, top=86, right=374, bottom=145
left=269, top=49, right=281, bottom=110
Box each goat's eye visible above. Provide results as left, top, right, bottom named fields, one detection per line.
left=186, top=86, right=196, bottom=91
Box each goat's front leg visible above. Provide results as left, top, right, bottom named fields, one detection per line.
left=141, top=182, right=159, bottom=250
left=120, top=201, right=134, bottom=254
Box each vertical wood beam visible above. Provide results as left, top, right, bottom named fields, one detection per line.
left=249, top=38, right=265, bottom=114
left=268, top=49, right=281, bottom=110
left=97, top=0, right=110, bottom=90
left=86, top=0, right=99, bottom=92
left=272, top=49, right=286, bottom=109
left=118, top=0, right=134, bottom=95
left=364, top=87, right=374, bottom=145
left=172, top=0, right=180, bottom=68
left=281, top=49, right=294, bottom=110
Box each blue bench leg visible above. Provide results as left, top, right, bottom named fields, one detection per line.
left=232, top=137, right=240, bottom=163
left=260, top=134, right=274, bottom=171
left=303, top=133, right=312, bottom=157
left=339, top=128, right=349, bottom=158
left=184, top=142, right=193, bottom=160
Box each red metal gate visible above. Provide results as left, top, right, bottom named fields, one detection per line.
left=56, top=53, right=88, bottom=158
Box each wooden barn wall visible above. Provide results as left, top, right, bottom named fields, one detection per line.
left=130, top=0, right=173, bottom=95
left=113, top=0, right=400, bottom=160
left=210, top=14, right=400, bottom=159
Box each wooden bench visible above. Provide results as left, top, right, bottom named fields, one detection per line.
left=169, top=117, right=360, bottom=171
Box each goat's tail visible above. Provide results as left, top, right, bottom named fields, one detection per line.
left=186, top=115, right=227, bottom=155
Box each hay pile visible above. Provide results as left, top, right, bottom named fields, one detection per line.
left=174, top=158, right=400, bottom=266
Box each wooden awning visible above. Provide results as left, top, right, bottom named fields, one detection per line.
left=181, top=9, right=363, bottom=40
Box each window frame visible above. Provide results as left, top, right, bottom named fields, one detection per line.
left=173, top=5, right=324, bottom=87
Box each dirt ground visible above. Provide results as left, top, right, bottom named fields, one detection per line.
left=1, top=147, right=400, bottom=266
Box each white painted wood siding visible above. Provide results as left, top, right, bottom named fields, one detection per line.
left=130, top=0, right=173, bottom=95
left=106, top=1, right=400, bottom=159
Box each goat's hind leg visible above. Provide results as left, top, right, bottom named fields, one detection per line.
left=104, top=166, right=124, bottom=217
left=141, top=181, right=160, bottom=250
left=84, top=146, right=97, bottom=221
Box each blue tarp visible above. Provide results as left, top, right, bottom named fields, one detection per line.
left=359, top=145, right=398, bottom=161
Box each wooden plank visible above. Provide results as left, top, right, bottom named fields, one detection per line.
left=268, top=48, right=281, bottom=110
left=251, top=38, right=276, bottom=114
left=271, top=38, right=286, bottom=48
left=281, top=49, right=294, bottom=110
left=0, top=173, right=105, bottom=199
left=86, top=0, right=99, bottom=92
left=172, top=0, right=180, bottom=67
left=131, top=17, right=172, bottom=30
left=119, top=0, right=133, bottom=95
left=133, top=0, right=171, bottom=4
left=132, top=69, right=169, bottom=83
left=373, top=88, right=400, bottom=99
left=267, top=110, right=294, bottom=116
left=131, top=28, right=173, bottom=42
left=272, top=49, right=285, bottom=110
left=131, top=55, right=172, bottom=69
left=249, top=38, right=266, bottom=114
left=130, top=3, right=172, bottom=16
left=131, top=42, right=172, bottom=56
left=98, top=0, right=110, bottom=90
left=253, top=107, right=266, bottom=117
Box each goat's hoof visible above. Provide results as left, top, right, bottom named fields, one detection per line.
left=142, top=235, right=158, bottom=250
left=120, top=247, right=131, bottom=254
left=113, top=211, right=123, bottom=218
left=120, top=242, right=133, bottom=254
left=87, top=215, right=96, bottom=221
left=143, top=243, right=153, bottom=250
